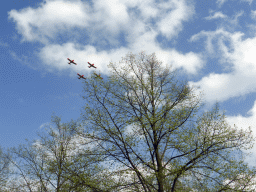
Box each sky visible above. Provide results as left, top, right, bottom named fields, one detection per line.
left=2, top=0, right=256, bottom=190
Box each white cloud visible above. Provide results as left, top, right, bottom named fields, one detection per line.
left=217, top=0, right=227, bottom=7
left=156, top=0, right=196, bottom=40
left=8, top=0, right=88, bottom=43
left=225, top=101, right=256, bottom=166
left=8, top=0, right=203, bottom=77
left=251, top=10, right=256, bottom=19
left=188, top=28, right=256, bottom=110
left=217, top=0, right=253, bottom=8
left=204, top=11, right=228, bottom=20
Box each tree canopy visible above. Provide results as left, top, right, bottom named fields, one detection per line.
left=2, top=115, right=121, bottom=192
left=76, top=51, right=256, bottom=191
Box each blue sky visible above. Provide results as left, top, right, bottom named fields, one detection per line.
left=2, top=0, right=256, bottom=189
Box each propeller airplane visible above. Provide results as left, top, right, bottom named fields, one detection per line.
left=67, top=58, right=77, bottom=65
left=88, top=62, right=97, bottom=68
left=77, top=73, right=86, bottom=79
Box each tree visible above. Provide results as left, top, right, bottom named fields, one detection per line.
left=75, top=51, right=256, bottom=191
left=0, top=146, right=12, bottom=191
left=41, top=115, right=121, bottom=192
left=3, top=114, right=121, bottom=192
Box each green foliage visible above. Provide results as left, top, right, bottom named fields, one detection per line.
left=2, top=115, right=124, bottom=192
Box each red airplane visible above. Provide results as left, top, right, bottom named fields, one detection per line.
left=77, top=73, right=86, bottom=79
left=94, top=72, right=103, bottom=79
left=67, top=58, right=77, bottom=65
left=88, top=62, right=97, bottom=68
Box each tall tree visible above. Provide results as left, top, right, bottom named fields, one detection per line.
left=76, top=51, right=256, bottom=191
left=4, top=115, right=120, bottom=192
left=41, top=115, right=121, bottom=192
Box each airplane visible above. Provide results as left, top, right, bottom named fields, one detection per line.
left=88, top=62, right=97, bottom=68
left=67, top=58, right=77, bottom=65
left=77, top=73, right=86, bottom=79
left=94, top=72, right=103, bottom=79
